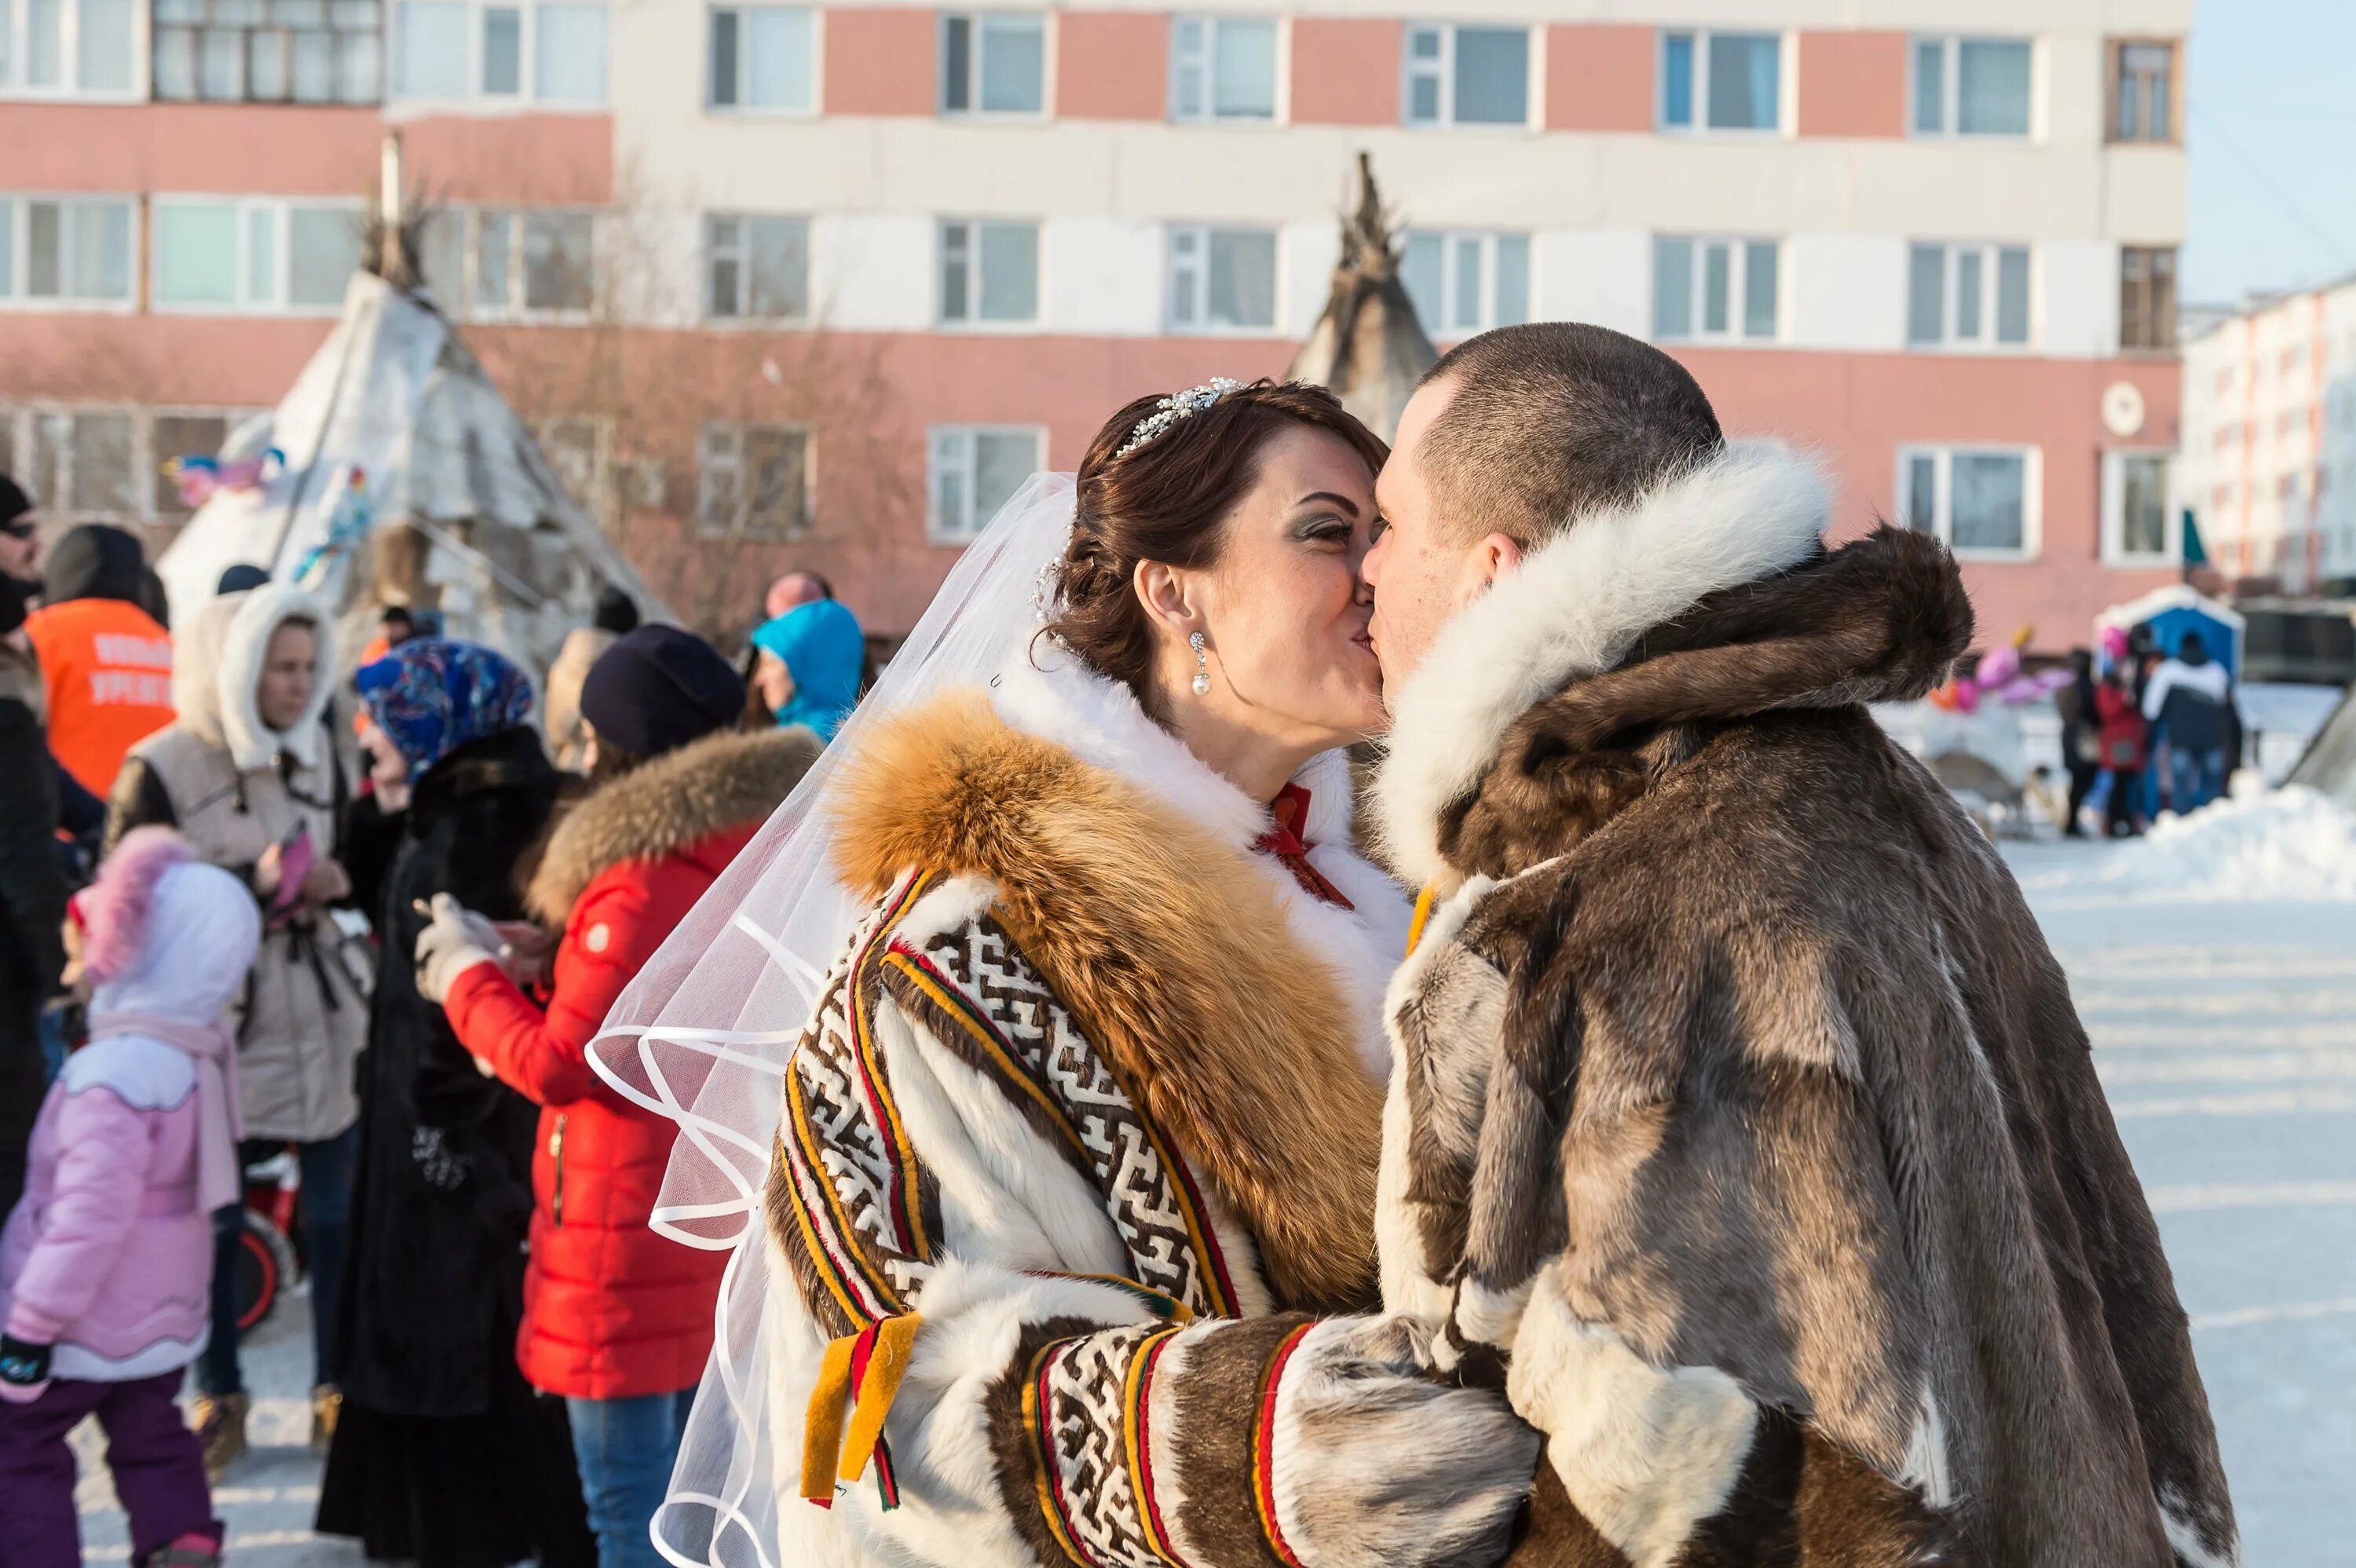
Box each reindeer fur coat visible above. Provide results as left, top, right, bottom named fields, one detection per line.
left=1372, top=444, right=2237, bottom=1568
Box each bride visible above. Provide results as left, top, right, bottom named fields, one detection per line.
left=593, top=378, right=1536, bottom=1568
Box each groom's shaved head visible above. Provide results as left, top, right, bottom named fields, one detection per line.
left=1416, top=323, right=1724, bottom=546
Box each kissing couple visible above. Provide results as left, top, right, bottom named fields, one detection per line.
left=602, top=325, right=2237, bottom=1568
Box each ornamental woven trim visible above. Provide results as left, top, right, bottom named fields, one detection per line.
left=887, top=912, right=1242, bottom=1321
left=1025, top=1327, right=1190, bottom=1568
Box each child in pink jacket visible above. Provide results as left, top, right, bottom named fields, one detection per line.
left=0, top=828, right=261, bottom=1568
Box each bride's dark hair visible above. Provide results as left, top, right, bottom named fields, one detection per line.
left=1044, top=378, right=1388, bottom=722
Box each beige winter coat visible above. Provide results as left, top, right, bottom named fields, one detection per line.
left=543, top=626, right=616, bottom=773
left=107, top=584, right=368, bottom=1145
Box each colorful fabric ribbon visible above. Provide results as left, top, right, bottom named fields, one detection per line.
left=1253, top=784, right=1354, bottom=910
left=803, top=1313, right=922, bottom=1511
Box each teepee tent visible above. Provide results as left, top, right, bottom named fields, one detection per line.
left=158, top=134, right=660, bottom=681
left=1286, top=154, right=1437, bottom=442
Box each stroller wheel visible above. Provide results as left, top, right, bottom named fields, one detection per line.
left=235, top=1211, right=297, bottom=1332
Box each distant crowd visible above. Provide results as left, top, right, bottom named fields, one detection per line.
left=2054, top=624, right=2244, bottom=839
left=0, top=470, right=862, bottom=1568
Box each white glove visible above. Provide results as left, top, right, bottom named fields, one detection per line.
left=414, top=893, right=500, bottom=1005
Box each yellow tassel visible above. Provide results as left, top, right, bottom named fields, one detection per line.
left=839, top=1314, right=923, bottom=1482
left=1406, top=883, right=1438, bottom=958
left=801, top=1332, right=859, bottom=1503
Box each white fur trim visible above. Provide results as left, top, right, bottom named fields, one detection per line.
left=1454, top=1274, right=1535, bottom=1350
left=897, top=873, right=1002, bottom=948
left=214, top=582, right=338, bottom=772
left=1374, top=441, right=1831, bottom=887
left=59, top=1034, right=197, bottom=1113
left=2158, top=1487, right=2242, bottom=1568
left=1508, top=1264, right=1759, bottom=1568
left=1898, top=1386, right=1954, bottom=1508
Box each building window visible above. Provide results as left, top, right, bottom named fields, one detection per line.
left=938, top=218, right=1038, bottom=325
left=1, top=408, right=140, bottom=520
left=1401, top=230, right=1528, bottom=338
left=391, top=0, right=605, bottom=104
left=1169, top=14, right=1274, bottom=122
left=707, top=5, right=812, bottom=112
left=0, top=195, right=134, bottom=305
left=927, top=424, right=1040, bottom=544
left=1906, top=242, right=2030, bottom=349
left=1659, top=29, right=1780, bottom=132
left=1899, top=444, right=2036, bottom=559
left=939, top=12, right=1042, bottom=115
left=1403, top=23, right=1527, bottom=127
left=0, top=0, right=136, bottom=95
left=1652, top=236, right=1778, bottom=343
left=152, top=198, right=361, bottom=313
left=2111, top=40, right=2174, bottom=143
left=1167, top=224, right=1276, bottom=333
left=2102, top=451, right=2173, bottom=565
left=704, top=214, right=808, bottom=320
left=2120, top=246, right=2176, bottom=352
left=153, top=0, right=383, bottom=103
left=1911, top=36, right=2030, bottom=137
left=697, top=422, right=809, bottom=539
left=417, top=207, right=596, bottom=317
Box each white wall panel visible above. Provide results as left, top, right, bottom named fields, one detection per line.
left=1282, top=218, right=1342, bottom=340
left=813, top=214, right=938, bottom=331
left=1043, top=218, right=1166, bottom=335
left=2041, top=239, right=2116, bottom=359
left=1531, top=228, right=1648, bottom=337
left=1787, top=233, right=1908, bottom=352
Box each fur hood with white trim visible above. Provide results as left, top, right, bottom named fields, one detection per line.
left=168, top=582, right=338, bottom=773
left=1372, top=439, right=2237, bottom=1568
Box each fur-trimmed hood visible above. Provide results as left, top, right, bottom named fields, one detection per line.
left=526, top=724, right=821, bottom=923
left=1375, top=441, right=1972, bottom=886
left=170, top=583, right=338, bottom=773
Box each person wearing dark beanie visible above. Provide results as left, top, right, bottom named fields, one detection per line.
left=411, top=620, right=819, bottom=1567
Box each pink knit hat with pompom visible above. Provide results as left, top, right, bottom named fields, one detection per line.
left=74, top=826, right=198, bottom=986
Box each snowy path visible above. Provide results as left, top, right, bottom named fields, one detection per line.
left=70, top=835, right=2356, bottom=1566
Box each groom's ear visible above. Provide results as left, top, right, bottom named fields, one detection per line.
left=1454, top=533, right=1524, bottom=607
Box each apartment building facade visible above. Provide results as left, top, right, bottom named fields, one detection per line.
left=1, top=0, right=2190, bottom=641
left=2179, top=279, right=2356, bottom=597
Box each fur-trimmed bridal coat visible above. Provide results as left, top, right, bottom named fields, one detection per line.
left=763, top=646, right=1536, bottom=1568
left=1373, top=444, right=2237, bottom=1568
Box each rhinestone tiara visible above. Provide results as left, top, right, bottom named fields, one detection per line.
left=1114, top=377, right=1247, bottom=460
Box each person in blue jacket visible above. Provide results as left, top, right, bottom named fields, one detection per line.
left=748, top=595, right=865, bottom=742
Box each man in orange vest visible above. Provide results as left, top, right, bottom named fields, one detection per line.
left=22, top=524, right=174, bottom=799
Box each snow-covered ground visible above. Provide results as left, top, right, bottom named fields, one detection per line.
left=71, top=794, right=2356, bottom=1566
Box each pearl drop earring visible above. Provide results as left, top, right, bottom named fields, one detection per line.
left=1190, top=631, right=1211, bottom=696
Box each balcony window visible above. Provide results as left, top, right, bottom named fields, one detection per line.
left=2103, top=451, right=2174, bottom=565
left=1652, top=236, right=1777, bottom=343
left=152, top=198, right=361, bottom=312
left=2112, top=40, right=2175, bottom=142
left=1167, top=225, right=1275, bottom=333
left=927, top=425, right=1041, bottom=543
left=939, top=12, right=1041, bottom=115
left=697, top=422, right=809, bottom=540
left=1906, top=242, right=2030, bottom=349
left=938, top=218, right=1038, bottom=325
left=391, top=0, right=604, bottom=104
left=0, top=195, right=133, bottom=305
left=1912, top=36, right=2030, bottom=137
left=0, top=0, right=137, bottom=95
left=1401, top=230, right=1528, bottom=338
left=708, top=5, right=812, bottom=111
left=2120, top=246, right=2176, bottom=352
left=417, top=207, right=595, bottom=317
left=1900, top=445, right=2036, bottom=559
left=1660, top=29, right=1780, bottom=131
left=1170, top=14, right=1274, bottom=122
left=1403, top=23, right=1527, bottom=127
left=154, top=0, right=383, bottom=101
left=704, top=214, right=809, bottom=320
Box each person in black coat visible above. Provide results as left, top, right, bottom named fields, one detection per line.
left=316, top=639, right=593, bottom=1568
left=0, top=568, right=68, bottom=1219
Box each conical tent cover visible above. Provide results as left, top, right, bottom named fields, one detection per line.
left=158, top=270, right=662, bottom=682
left=1287, top=154, right=1438, bottom=442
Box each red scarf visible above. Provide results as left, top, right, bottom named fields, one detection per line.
left=1254, top=784, right=1354, bottom=910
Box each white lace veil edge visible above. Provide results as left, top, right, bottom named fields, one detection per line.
left=586, top=473, right=1079, bottom=1568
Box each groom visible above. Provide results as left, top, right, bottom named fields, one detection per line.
left=1360, top=323, right=2237, bottom=1567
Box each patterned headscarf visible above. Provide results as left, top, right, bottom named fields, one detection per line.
left=355, top=638, right=536, bottom=780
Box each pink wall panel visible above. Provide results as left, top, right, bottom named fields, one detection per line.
left=1795, top=31, right=1909, bottom=139
left=1057, top=12, right=1166, bottom=122
left=1546, top=25, right=1655, bottom=133
left=1290, top=18, right=1401, bottom=128
left=822, top=7, right=939, bottom=117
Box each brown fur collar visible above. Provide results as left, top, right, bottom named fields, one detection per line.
left=1440, top=527, right=1974, bottom=882
left=831, top=689, right=1385, bottom=1311
left=526, top=725, right=821, bottom=923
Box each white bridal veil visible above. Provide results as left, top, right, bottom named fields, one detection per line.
left=587, top=474, right=1079, bottom=1567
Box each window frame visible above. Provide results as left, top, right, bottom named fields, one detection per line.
left=1164, top=221, right=1280, bottom=335
left=1904, top=239, right=2033, bottom=352
left=1168, top=12, right=1279, bottom=125
left=2118, top=243, right=2178, bottom=354
left=148, top=194, right=364, bottom=316
left=702, top=211, right=811, bottom=323
left=1908, top=34, right=2034, bottom=140
left=423, top=205, right=599, bottom=321
left=0, top=404, right=257, bottom=525
left=0, top=192, right=137, bottom=312
left=1651, top=233, right=1781, bottom=345
left=704, top=2, right=818, bottom=116
left=1895, top=442, right=2042, bottom=563
left=1400, top=228, right=1530, bottom=339
left=0, top=0, right=145, bottom=100
left=151, top=0, right=386, bottom=104
left=2106, top=36, right=2179, bottom=145
left=2101, top=448, right=2179, bottom=568
left=388, top=0, right=608, bottom=108
left=937, top=9, right=1047, bottom=119
left=1401, top=20, right=1531, bottom=130
left=694, top=418, right=813, bottom=542
left=1656, top=27, right=1785, bottom=135
left=926, top=422, right=1044, bottom=545
left=936, top=216, right=1041, bottom=329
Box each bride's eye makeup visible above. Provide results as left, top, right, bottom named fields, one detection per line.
left=1290, top=492, right=1363, bottom=546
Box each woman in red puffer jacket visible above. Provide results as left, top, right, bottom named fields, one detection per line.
left=412, top=626, right=820, bottom=1568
